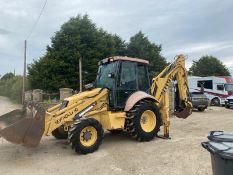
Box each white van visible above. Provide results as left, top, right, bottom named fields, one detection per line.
left=188, top=76, right=233, bottom=106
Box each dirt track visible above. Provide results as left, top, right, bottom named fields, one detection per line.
left=0, top=96, right=233, bottom=175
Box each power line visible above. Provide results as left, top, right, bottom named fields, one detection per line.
left=22, top=0, right=48, bottom=104
left=26, top=0, right=48, bottom=40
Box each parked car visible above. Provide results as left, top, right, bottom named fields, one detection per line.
left=225, top=96, right=233, bottom=109
left=190, top=92, right=209, bottom=111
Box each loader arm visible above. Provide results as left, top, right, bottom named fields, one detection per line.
left=0, top=88, right=109, bottom=147
left=150, top=54, right=192, bottom=137
left=43, top=88, right=108, bottom=136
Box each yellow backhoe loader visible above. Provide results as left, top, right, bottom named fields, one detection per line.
left=0, top=54, right=192, bottom=154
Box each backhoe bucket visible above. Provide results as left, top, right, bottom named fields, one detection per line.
left=0, top=108, right=45, bottom=147
left=174, top=107, right=192, bottom=119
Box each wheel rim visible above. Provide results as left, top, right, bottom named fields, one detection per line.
left=212, top=99, right=219, bottom=106
left=80, top=126, right=97, bottom=147
left=140, top=110, right=156, bottom=133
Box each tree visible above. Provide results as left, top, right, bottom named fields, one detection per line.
left=28, top=16, right=168, bottom=92
left=189, top=56, right=230, bottom=76
left=126, top=31, right=167, bottom=77
left=28, top=14, right=126, bottom=92
left=0, top=72, right=14, bottom=81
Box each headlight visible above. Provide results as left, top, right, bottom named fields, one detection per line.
left=59, top=100, right=69, bottom=110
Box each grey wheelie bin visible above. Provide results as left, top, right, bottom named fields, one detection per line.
left=202, top=131, right=233, bottom=175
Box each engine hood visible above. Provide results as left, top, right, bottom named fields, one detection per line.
left=226, top=95, right=233, bottom=100
left=64, top=88, right=105, bottom=106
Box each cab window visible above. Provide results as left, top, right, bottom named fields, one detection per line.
left=197, top=80, right=213, bottom=89
left=217, top=84, right=224, bottom=91
left=96, top=62, right=117, bottom=90
left=118, top=61, right=137, bottom=90
left=137, top=64, right=150, bottom=92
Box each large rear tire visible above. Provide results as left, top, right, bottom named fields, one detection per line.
left=126, top=100, right=161, bottom=141
left=52, top=125, right=68, bottom=139
left=68, top=118, right=104, bottom=154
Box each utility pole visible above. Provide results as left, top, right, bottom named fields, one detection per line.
left=79, top=57, right=82, bottom=92
left=22, top=40, right=27, bottom=105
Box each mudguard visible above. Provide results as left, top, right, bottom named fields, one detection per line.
left=124, top=91, right=158, bottom=112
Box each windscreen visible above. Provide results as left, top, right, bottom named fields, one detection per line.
left=96, top=62, right=118, bottom=90
left=225, top=84, right=233, bottom=91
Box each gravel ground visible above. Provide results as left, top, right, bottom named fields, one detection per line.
left=0, top=96, right=232, bottom=175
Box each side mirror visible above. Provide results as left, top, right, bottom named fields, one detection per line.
left=108, top=73, right=115, bottom=78
left=84, top=83, right=94, bottom=90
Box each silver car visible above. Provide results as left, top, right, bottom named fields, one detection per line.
left=225, top=96, right=233, bottom=109
left=190, top=92, right=209, bottom=111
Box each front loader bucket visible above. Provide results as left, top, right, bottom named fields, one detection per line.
left=0, top=108, right=45, bottom=147
left=174, top=107, right=192, bottom=119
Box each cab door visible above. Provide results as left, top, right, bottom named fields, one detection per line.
left=137, top=63, right=150, bottom=92
left=115, top=61, right=137, bottom=108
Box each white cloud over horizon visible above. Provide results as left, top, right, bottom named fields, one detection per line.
left=0, top=0, right=233, bottom=76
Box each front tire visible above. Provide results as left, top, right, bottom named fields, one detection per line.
left=52, top=125, right=68, bottom=139
left=68, top=118, right=104, bottom=154
left=126, top=100, right=161, bottom=141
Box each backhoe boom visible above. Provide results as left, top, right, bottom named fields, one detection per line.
left=151, top=54, right=192, bottom=137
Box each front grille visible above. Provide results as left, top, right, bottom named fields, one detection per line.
left=228, top=99, right=233, bottom=102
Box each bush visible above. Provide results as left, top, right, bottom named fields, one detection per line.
left=0, top=76, right=30, bottom=103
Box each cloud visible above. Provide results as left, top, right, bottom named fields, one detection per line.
left=0, top=28, right=11, bottom=35
left=0, top=0, right=233, bottom=76
left=165, top=41, right=233, bottom=61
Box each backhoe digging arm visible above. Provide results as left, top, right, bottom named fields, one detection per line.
left=151, top=54, right=192, bottom=138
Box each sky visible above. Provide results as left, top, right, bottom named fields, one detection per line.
left=0, top=0, right=233, bottom=76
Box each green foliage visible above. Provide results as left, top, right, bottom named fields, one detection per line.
left=126, top=31, right=167, bottom=77
left=28, top=14, right=126, bottom=92
left=189, top=55, right=231, bottom=76
left=28, top=15, right=167, bottom=92
left=0, top=76, right=30, bottom=103
left=1, top=72, right=14, bottom=81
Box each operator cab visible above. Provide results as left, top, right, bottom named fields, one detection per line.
left=96, top=56, right=150, bottom=110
